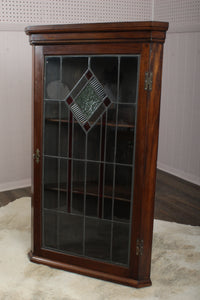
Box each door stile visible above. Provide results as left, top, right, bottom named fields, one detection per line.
left=32, top=45, right=44, bottom=256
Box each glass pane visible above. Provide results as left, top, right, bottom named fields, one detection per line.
left=60, top=102, right=69, bottom=157
left=60, top=123, right=68, bottom=157
left=91, top=56, right=118, bottom=102
left=44, top=190, right=58, bottom=210
left=43, top=155, right=58, bottom=210
left=114, top=165, right=132, bottom=221
left=44, top=157, right=58, bottom=190
left=62, top=57, right=88, bottom=91
left=42, top=55, right=139, bottom=266
left=85, top=218, right=111, bottom=260
left=59, top=159, right=68, bottom=211
left=112, top=222, right=129, bottom=264
left=45, top=101, right=59, bottom=119
left=44, top=102, right=59, bottom=156
left=119, top=57, right=138, bottom=103
left=116, top=104, right=136, bottom=165
left=73, top=122, right=86, bottom=159
left=86, top=162, right=100, bottom=217
left=43, top=211, right=57, bottom=248
left=103, top=164, right=114, bottom=220
left=116, top=127, right=135, bottom=165
left=117, top=104, right=136, bottom=127
left=45, top=57, right=60, bottom=99
left=72, top=160, right=85, bottom=215
left=87, top=124, right=101, bottom=161
left=59, top=213, right=83, bottom=255
left=61, top=101, right=69, bottom=120
left=105, top=104, right=117, bottom=162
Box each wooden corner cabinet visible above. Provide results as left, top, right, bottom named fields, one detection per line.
left=25, top=21, right=168, bottom=288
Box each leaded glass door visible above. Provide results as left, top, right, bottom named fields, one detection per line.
left=43, top=55, right=139, bottom=266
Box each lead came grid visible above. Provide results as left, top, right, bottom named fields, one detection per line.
left=42, top=55, right=139, bottom=266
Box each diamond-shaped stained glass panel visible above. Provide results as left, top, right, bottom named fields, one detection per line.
left=75, top=83, right=102, bottom=120
left=65, top=69, right=112, bottom=132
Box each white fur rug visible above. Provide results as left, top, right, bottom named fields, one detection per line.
left=0, top=197, right=199, bottom=300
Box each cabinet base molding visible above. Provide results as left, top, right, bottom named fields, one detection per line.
left=28, top=251, right=152, bottom=288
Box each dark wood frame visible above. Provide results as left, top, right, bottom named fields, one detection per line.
left=25, top=21, right=168, bottom=288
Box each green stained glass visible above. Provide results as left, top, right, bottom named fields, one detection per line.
left=75, top=83, right=102, bottom=119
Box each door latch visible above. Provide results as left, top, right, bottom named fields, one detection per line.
left=33, top=148, right=40, bottom=164
left=144, top=72, right=153, bottom=91
left=136, top=239, right=144, bottom=256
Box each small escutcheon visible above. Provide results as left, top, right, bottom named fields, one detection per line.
left=33, top=148, right=40, bottom=164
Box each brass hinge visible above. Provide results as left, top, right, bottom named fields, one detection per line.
left=144, top=72, right=153, bottom=91
left=136, top=239, right=144, bottom=256
left=33, top=148, right=40, bottom=164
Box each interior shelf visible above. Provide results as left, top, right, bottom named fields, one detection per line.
left=44, top=183, right=131, bottom=203
left=46, top=118, right=135, bottom=129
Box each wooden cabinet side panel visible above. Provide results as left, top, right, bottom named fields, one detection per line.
left=32, top=46, right=44, bottom=256
left=138, top=43, right=164, bottom=281
left=129, top=43, right=150, bottom=279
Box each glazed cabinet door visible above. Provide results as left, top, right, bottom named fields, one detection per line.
left=42, top=55, right=140, bottom=267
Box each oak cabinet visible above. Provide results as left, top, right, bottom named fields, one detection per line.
left=25, top=21, right=168, bottom=288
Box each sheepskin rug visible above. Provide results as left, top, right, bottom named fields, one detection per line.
left=0, top=197, right=199, bottom=300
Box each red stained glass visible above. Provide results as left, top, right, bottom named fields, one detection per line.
left=86, top=70, right=93, bottom=80
left=83, top=122, right=91, bottom=131
left=66, top=96, right=73, bottom=105
left=103, top=97, right=111, bottom=107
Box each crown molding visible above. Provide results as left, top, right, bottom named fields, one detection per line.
left=0, top=22, right=200, bottom=33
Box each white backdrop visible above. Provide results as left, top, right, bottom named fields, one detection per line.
left=0, top=0, right=199, bottom=191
